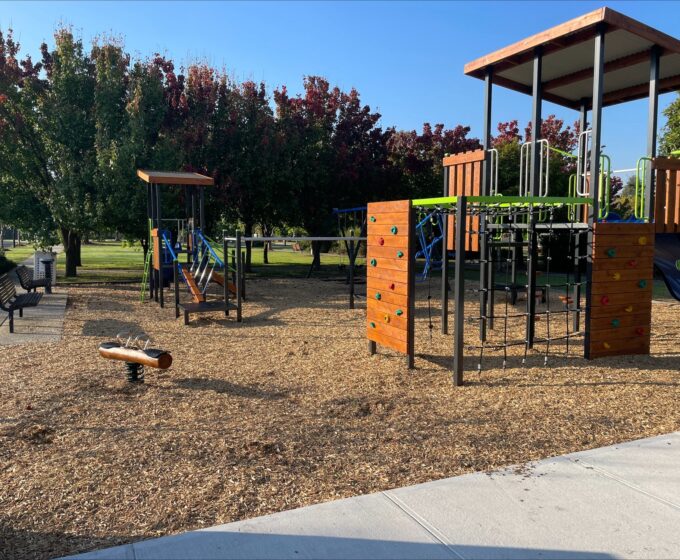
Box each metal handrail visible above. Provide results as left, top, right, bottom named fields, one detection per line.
left=519, top=139, right=549, bottom=197
left=488, top=148, right=499, bottom=195
left=635, top=156, right=652, bottom=220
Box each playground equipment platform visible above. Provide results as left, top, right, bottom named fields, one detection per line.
left=69, top=431, right=680, bottom=559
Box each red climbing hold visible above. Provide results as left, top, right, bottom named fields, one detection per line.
left=635, top=326, right=645, bottom=336
left=600, top=295, right=610, bottom=306
left=628, top=259, right=637, bottom=268
left=389, top=283, right=395, bottom=290
left=379, top=237, right=385, bottom=246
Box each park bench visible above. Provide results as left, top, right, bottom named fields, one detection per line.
left=0, top=273, right=42, bottom=333
left=16, top=265, right=51, bottom=293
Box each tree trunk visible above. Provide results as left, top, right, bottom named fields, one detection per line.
left=140, top=236, right=149, bottom=265
left=60, top=227, right=78, bottom=278
left=244, top=221, right=253, bottom=273
left=75, top=234, right=82, bottom=267
left=311, top=241, right=321, bottom=270
left=262, top=224, right=270, bottom=265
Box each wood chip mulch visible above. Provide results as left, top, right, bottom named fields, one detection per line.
left=1, top=279, right=679, bottom=559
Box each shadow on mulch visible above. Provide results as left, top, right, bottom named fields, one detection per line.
left=81, top=319, right=142, bottom=337
left=0, top=523, right=132, bottom=560
left=173, top=377, right=290, bottom=400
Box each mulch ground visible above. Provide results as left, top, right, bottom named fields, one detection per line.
left=1, top=278, right=679, bottom=559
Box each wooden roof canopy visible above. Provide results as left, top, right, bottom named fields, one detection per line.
left=137, top=170, right=214, bottom=186
left=464, top=7, right=680, bottom=109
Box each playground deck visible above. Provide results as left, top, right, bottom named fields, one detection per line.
left=1, top=279, right=679, bottom=559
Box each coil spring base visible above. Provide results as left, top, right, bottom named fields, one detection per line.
left=125, top=362, right=145, bottom=383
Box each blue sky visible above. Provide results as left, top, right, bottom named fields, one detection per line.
left=2, top=1, right=679, bottom=175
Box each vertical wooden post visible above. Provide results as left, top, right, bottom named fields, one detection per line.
left=441, top=167, right=450, bottom=335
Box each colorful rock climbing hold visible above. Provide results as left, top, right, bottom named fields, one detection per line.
left=370, top=216, right=376, bottom=222
left=383, top=314, right=390, bottom=323
left=600, top=295, right=610, bottom=305
left=396, top=250, right=404, bottom=258
left=603, top=342, right=611, bottom=349
left=370, top=258, right=377, bottom=267
left=628, top=259, right=637, bottom=268
left=638, top=236, right=647, bottom=245
left=625, top=305, right=633, bottom=313
left=635, top=326, right=645, bottom=336
left=611, top=319, right=620, bottom=328
left=606, top=248, right=616, bottom=258
left=389, top=283, right=395, bottom=290
left=375, top=292, right=381, bottom=300
left=396, top=309, right=403, bottom=316
left=390, top=226, right=398, bottom=235
left=379, top=238, right=385, bottom=246
left=369, top=322, right=376, bottom=328
left=638, top=279, right=647, bottom=288
left=612, top=272, right=621, bottom=280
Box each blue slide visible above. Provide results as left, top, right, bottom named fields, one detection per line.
left=654, top=233, right=680, bottom=301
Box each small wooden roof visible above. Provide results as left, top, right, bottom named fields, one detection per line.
left=464, top=7, right=680, bottom=109
left=137, top=170, right=214, bottom=186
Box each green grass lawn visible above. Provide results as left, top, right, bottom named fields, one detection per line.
left=2, top=243, right=36, bottom=265
left=56, top=241, right=145, bottom=284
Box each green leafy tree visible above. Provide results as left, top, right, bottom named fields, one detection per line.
left=660, top=93, right=680, bottom=155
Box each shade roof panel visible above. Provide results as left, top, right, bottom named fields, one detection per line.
left=137, top=170, right=214, bottom=186
left=464, top=7, right=680, bottom=108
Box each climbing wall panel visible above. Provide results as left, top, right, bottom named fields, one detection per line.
left=586, top=222, right=654, bottom=359
left=444, top=150, right=484, bottom=253
left=366, top=200, right=413, bottom=358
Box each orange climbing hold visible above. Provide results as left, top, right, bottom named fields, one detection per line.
left=625, top=305, right=633, bottom=313
left=638, top=236, right=647, bottom=245
left=603, top=342, right=611, bottom=349
left=611, top=272, right=621, bottom=280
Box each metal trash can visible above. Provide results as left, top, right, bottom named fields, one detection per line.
left=33, top=251, right=57, bottom=291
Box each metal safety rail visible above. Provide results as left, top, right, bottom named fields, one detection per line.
left=189, top=229, right=228, bottom=297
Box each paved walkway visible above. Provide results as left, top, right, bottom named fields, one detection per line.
left=70, top=432, right=680, bottom=559
left=0, top=249, right=67, bottom=346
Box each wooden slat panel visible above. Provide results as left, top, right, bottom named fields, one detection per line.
left=367, top=245, right=411, bottom=260
left=591, top=234, right=654, bottom=247
left=367, top=307, right=408, bottom=330
left=590, top=280, right=653, bottom=296
left=366, top=277, right=409, bottom=296
left=366, top=289, right=409, bottom=309
left=367, top=257, right=408, bottom=272
left=366, top=224, right=408, bottom=237
left=366, top=267, right=408, bottom=283
left=589, top=337, right=649, bottom=359
left=442, top=150, right=485, bottom=166
left=366, top=212, right=410, bottom=226
left=593, top=222, right=655, bottom=235
left=675, top=172, right=680, bottom=233
left=366, top=329, right=407, bottom=354
left=588, top=256, right=653, bottom=271
left=589, top=301, right=652, bottom=319
left=665, top=170, right=677, bottom=234
left=589, top=311, right=651, bottom=331
left=591, top=267, right=654, bottom=283
left=590, top=326, right=650, bottom=343
left=591, top=244, right=655, bottom=260
left=590, top=290, right=653, bottom=308
left=652, top=157, right=680, bottom=171
left=656, top=169, right=667, bottom=233
left=367, top=317, right=408, bottom=342
left=367, top=235, right=408, bottom=249
left=367, top=200, right=411, bottom=213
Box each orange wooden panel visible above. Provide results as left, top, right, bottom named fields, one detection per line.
left=367, top=257, right=408, bottom=272
left=591, top=244, right=654, bottom=260
left=589, top=300, right=652, bottom=319
left=367, top=318, right=408, bottom=342
left=590, top=290, right=653, bottom=309
left=590, top=324, right=651, bottom=343
left=366, top=212, right=411, bottom=226
left=593, top=222, right=654, bottom=235
left=367, top=235, right=408, bottom=249
left=589, top=337, right=650, bottom=359
left=367, top=245, right=411, bottom=260
left=442, top=149, right=485, bottom=166
left=652, top=157, right=680, bottom=171
left=367, top=329, right=408, bottom=354
left=366, top=277, right=409, bottom=296
left=366, top=289, right=409, bottom=309
left=367, top=200, right=411, bottom=213
left=592, top=234, right=654, bottom=248
left=591, top=267, right=654, bottom=283
left=153, top=236, right=161, bottom=271
left=367, top=307, right=408, bottom=331
left=589, top=256, right=653, bottom=271
left=366, top=267, right=409, bottom=284
left=367, top=224, right=409, bottom=237
left=590, top=280, right=653, bottom=296
left=665, top=170, right=677, bottom=234
left=655, top=169, right=667, bottom=233
left=589, top=311, right=651, bottom=331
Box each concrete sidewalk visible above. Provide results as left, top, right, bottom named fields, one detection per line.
left=69, top=432, right=680, bottom=559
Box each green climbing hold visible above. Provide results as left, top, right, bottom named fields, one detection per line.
left=396, top=250, right=404, bottom=258
left=611, top=319, right=620, bottom=328
left=370, top=258, right=377, bottom=267
left=375, top=292, right=381, bottom=300
left=391, top=226, right=398, bottom=235
left=606, top=248, right=616, bottom=258
left=370, top=216, right=376, bottom=222
left=638, top=279, right=647, bottom=288
left=396, top=309, right=403, bottom=316
left=370, top=322, right=376, bottom=328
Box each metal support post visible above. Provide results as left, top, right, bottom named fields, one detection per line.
left=453, top=197, right=467, bottom=386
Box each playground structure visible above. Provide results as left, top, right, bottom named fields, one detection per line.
left=137, top=170, right=242, bottom=325
left=367, top=7, right=680, bottom=385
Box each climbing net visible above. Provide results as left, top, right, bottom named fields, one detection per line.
left=412, top=196, right=591, bottom=375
